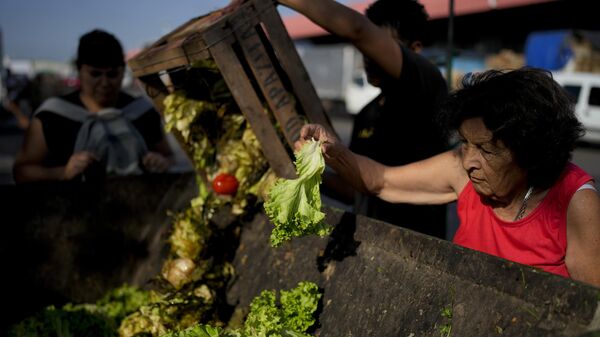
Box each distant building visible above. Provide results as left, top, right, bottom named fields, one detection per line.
left=282, top=0, right=556, bottom=40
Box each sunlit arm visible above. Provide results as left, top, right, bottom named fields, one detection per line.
left=566, top=187, right=600, bottom=288
left=324, top=144, right=467, bottom=206
left=277, top=0, right=404, bottom=78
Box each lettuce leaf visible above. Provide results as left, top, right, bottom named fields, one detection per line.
left=161, top=324, right=240, bottom=337
left=264, top=140, right=331, bottom=247
left=242, top=281, right=320, bottom=337
left=158, top=282, right=320, bottom=337
left=279, top=282, right=320, bottom=333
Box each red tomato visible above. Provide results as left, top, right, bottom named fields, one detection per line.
left=212, top=173, right=239, bottom=195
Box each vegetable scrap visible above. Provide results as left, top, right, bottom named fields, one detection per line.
left=264, top=139, right=332, bottom=247
left=161, top=281, right=321, bottom=337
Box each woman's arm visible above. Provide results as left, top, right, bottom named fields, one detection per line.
left=377, top=151, right=468, bottom=205
left=298, top=124, right=467, bottom=205
left=566, top=186, right=600, bottom=287
left=13, top=117, right=59, bottom=182
left=13, top=118, right=97, bottom=182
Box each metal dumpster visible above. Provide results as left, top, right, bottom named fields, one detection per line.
left=1, top=175, right=599, bottom=336
left=0, top=174, right=197, bottom=331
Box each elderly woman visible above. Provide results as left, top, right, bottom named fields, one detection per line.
left=298, top=68, right=600, bottom=287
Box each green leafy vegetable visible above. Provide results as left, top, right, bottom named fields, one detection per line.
left=87, top=284, right=152, bottom=323
left=162, top=59, right=271, bottom=217
left=243, top=281, right=320, bottom=337
left=160, top=281, right=321, bottom=337
left=264, top=140, right=331, bottom=247
left=162, top=324, right=241, bottom=337
left=9, top=306, right=116, bottom=337
left=9, top=285, right=150, bottom=337
left=279, top=282, right=321, bottom=333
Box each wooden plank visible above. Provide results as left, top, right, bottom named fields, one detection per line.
left=129, top=38, right=210, bottom=77
left=129, top=18, right=219, bottom=77
left=145, top=10, right=226, bottom=49
left=205, top=29, right=297, bottom=179
left=231, top=6, right=306, bottom=149
left=255, top=0, right=338, bottom=138
left=162, top=12, right=224, bottom=44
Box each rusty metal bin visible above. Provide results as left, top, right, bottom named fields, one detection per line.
left=0, top=174, right=197, bottom=331
left=2, top=176, right=599, bottom=336
left=230, top=208, right=600, bottom=337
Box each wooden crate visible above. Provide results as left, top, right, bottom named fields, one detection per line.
left=128, top=0, right=335, bottom=179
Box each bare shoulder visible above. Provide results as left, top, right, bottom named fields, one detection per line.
left=566, top=184, right=600, bottom=287
left=568, top=185, right=600, bottom=227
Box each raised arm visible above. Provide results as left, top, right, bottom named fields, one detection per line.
left=277, top=0, right=404, bottom=79
left=298, top=124, right=467, bottom=205
left=566, top=186, right=600, bottom=287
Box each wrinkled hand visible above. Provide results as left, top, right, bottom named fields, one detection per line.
left=294, top=124, right=341, bottom=159
left=143, top=152, right=172, bottom=173
left=63, top=151, right=98, bottom=180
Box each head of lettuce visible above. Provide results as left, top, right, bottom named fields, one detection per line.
left=264, top=139, right=332, bottom=247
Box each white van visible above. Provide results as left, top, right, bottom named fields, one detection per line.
left=553, top=72, right=600, bottom=143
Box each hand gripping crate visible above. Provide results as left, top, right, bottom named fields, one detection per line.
left=128, top=0, right=335, bottom=179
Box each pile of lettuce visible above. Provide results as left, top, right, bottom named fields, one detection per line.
left=162, top=59, right=275, bottom=216
left=8, top=285, right=150, bottom=337
left=161, top=281, right=321, bottom=337
left=118, top=59, right=279, bottom=336
left=11, top=58, right=328, bottom=337
left=264, top=139, right=331, bottom=247
left=117, top=204, right=236, bottom=337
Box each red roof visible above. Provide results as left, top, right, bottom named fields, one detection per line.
left=283, top=0, right=556, bottom=39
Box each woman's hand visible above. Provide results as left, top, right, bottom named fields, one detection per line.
left=63, top=151, right=98, bottom=180
left=143, top=152, right=172, bottom=173
left=295, top=123, right=342, bottom=160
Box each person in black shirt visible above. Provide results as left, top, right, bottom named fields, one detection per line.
left=348, top=0, right=448, bottom=238
left=13, top=29, right=174, bottom=183
left=272, top=0, right=449, bottom=237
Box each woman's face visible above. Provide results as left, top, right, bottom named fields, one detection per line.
left=79, top=64, right=124, bottom=107
left=458, top=117, right=527, bottom=202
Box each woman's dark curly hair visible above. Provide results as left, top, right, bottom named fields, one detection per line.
left=440, top=67, right=584, bottom=190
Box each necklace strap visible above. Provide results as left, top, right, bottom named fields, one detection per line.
left=514, top=186, right=534, bottom=221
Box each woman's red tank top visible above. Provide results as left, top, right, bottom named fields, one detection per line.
left=453, top=163, right=592, bottom=277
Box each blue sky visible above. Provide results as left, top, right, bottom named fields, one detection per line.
left=0, top=0, right=312, bottom=63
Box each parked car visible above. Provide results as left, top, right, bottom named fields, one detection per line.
left=553, top=71, right=600, bottom=144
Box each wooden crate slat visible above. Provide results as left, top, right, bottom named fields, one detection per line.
left=206, top=28, right=297, bottom=180
left=160, top=12, right=225, bottom=45
left=231, top=6, right=305, bottom=149
left=128, top=0, right=336, bottom=179
left=255, top=0, right=337, bottom=138
left=130, top=39, right=210, bottom=77
left=130, top=37, right=187, bottom=66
